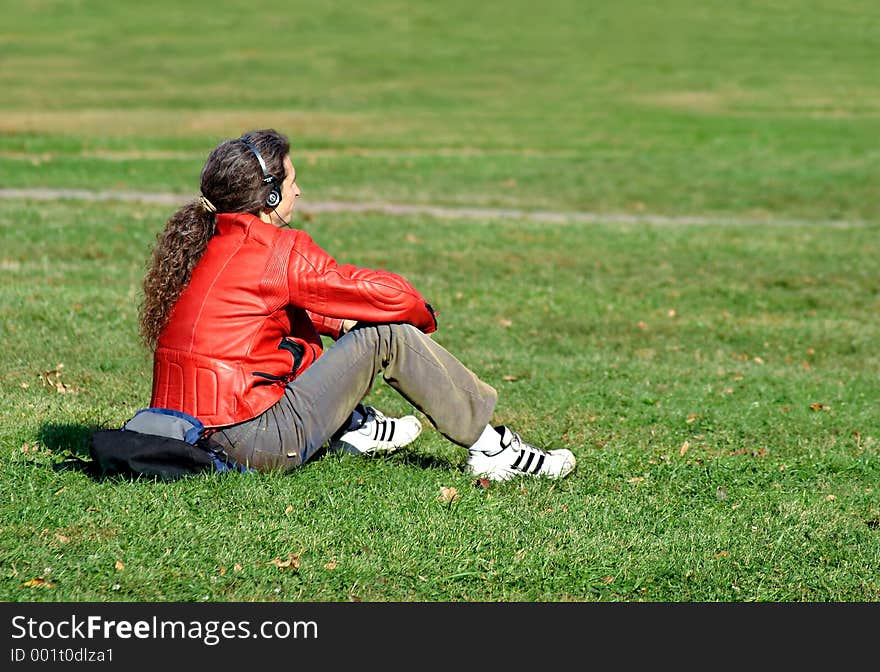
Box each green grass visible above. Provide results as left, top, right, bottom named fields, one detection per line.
left=1, top=201, right=879, bottom=601
left=2, top=0, right=880, bottom=220
left=1, top=0, right=879, bottom=602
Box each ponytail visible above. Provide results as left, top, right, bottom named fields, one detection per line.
left=138, top=201, right=216, bottom=350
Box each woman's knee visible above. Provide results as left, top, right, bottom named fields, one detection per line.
left=389, top=322, right=423, bottom=339
left=351, top=321, right=424, bottom=346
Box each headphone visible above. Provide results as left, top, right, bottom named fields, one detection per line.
left=240, top=138, right=282, bottom=209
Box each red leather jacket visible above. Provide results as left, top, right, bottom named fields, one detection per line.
left=150, top=212, right=437, bottom=427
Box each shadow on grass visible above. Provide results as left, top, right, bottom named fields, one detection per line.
left=35, top=423, right=459, bottom=482
left=309, top=445, right=458, bottom=473
left=37, top=421, right=101, bottom=478
left=397, top=452, right=461, bottom=473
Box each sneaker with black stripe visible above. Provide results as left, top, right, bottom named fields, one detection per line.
left=330, top=406, right=422, bottom=455
left=465, top=426, right=576, bottom=481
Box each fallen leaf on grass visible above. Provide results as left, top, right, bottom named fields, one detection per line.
left=474, top=478, right=491, bottom=490
left=324, top=561, right=337, bottom=570
left=23, top=577, right=54, bottom=588
left=267, top=552, right=302, bottom=571
left=115, top=560, right=124, bottom=571
left=713, top=551, right=729, bottom=559
left=809, top=402, right=830, bottom=412
left=438, top=486, right=459, bottom=504
left=679, top=440, right=690, bottom=457
left=627, top=477, right=644, bottom=484
left=39, top=363, right=74, bottom=394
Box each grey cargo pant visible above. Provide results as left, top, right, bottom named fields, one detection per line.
left=210, top=323, right=498, bottom=472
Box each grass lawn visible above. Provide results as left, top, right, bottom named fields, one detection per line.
left=1, top=0, right=878, bottom=602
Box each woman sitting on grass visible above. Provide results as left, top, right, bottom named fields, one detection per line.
left=138, top=128, right=576, bottom=481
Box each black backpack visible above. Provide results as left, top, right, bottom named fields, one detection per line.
left=89, top=408, right=251, bottom=481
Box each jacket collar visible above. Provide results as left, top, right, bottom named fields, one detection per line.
left=215, top=212, right=266, bottom=235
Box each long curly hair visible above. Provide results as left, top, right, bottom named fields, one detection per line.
left=139, top=129, right=291, bottom=350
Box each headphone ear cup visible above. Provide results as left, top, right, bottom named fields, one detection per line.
left=266, top=186, right=281, bottom=209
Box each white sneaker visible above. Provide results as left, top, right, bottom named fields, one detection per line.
left=466, top=426, right=576, bottom=481
left=330, top=406, right=422, bottom=455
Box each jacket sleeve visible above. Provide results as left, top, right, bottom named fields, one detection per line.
left=288, top=231, right=438, bottom=334
left=307, top=311, right=345, bottom=340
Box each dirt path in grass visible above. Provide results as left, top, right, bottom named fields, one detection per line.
left=0, top=187, right=869, bottom=228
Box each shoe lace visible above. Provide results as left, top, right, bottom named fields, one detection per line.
left=364, top=407, right=388, bottom=427
left=508, top=431, right=548, bottom=456
left=368, top=407, right=387, bottom=421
